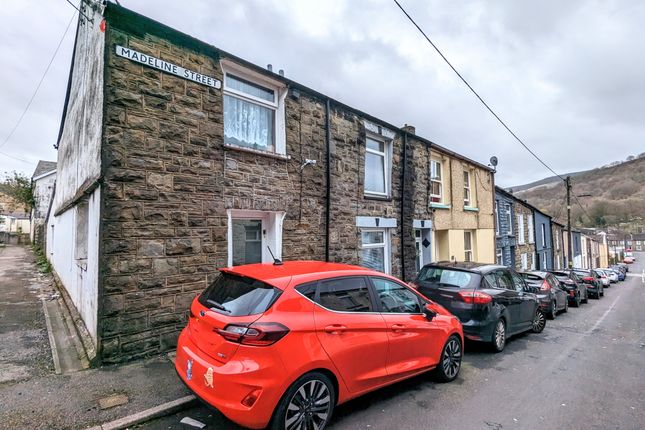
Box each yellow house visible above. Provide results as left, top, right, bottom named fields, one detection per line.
left=428, top=147, right=496, bottom=264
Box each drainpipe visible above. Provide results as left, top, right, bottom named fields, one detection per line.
left=325, top=98, right=331, bottom=262
left=400, top=132, right=408, bottom=280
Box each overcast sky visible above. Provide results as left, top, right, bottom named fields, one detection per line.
left=1, top=0, right=644, bottom=187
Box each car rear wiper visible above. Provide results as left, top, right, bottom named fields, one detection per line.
left=207, top=299, right=231, bottom=313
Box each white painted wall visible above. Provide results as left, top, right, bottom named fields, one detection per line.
left=47, top=188, right=100, bottom=342
left=47, top=4, right=105, bottom=345
left=30, top=171, right=56, bottom=241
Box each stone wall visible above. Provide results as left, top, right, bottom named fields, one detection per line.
left=514, top=201, right=536, bottom=270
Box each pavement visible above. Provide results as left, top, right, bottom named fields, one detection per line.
left=0, top=245, right=194, bottom=430
left=139, top=252, right=645, bottom=430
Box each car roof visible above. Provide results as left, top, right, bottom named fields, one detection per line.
left=425, top=261, right=504, bottom=273
left=220, top=260, right=390, bottom=290
left=519, top=270, right=550, bottom=278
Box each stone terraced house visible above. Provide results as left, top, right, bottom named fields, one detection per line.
left=46, top=1, right=495, bottom=364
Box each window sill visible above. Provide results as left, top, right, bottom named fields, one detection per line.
left=430, top=203, right=451, bottom=209
left=364, top=193, right=392, bottom=202
left=223, top=143, right=291, bottom=160
left=464, top=206, right=479, bottom=212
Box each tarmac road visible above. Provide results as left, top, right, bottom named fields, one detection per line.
left=140, top=253, right=645, bottom=430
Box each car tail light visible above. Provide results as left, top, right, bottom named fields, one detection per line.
left=582, top=276, right=593, bottom=283
left=540, top=280, right=551, bottom=291
left=458, top=291, right=492, bottom=304
left=569, top=290, right=575, bottom=297
left=216, top=322, right=289, bottom=346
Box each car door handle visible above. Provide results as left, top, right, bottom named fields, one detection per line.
left=391, top=324, right=406, bottom=332
left=324, top=325, right=346, bottom=334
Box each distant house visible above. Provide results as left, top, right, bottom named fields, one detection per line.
left=551, top=221, right=565, bottom=269
left=0, top=191, right=31, bottom=243
left=30, top=160, right=57, bottom=246
left=494, top=187, right=517, bottom=267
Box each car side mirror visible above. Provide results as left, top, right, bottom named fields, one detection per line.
left=423, top=303, right=437, bottom=321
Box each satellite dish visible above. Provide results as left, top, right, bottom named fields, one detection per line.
left=489, top=156, right=498, bottom=167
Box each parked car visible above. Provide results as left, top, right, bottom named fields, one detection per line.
left=594, top=269, right=612, bottom=287
left=412, top=262, right=545, bottom=353
left=572, top=268, right=604, bottom=299
left=175, top=261, right=464, bottom=430
left=549, top=270, right=589, bottom=306
left=624, top=256, right=634, bottom=264
left=601, top=268, right=619, bottom=283
left=610, top=265, right=626, bottom=281
left=617, top=262, right=629, bottom=272
left=519, top=271, right=568, bottom=319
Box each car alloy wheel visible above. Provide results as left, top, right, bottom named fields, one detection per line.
left=284, top=378, right=332, bottom=430
left=435, top=335, right=462, bottom=382
left=492, top=319, right=506, bottom=352
left=532, top=309, right=546, bottom=333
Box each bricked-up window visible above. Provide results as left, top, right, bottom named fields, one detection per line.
left=464, top=231, right=473, bottom=262
left=360, top=229, right=391, bottom=274
left=364, top=136, right=391, bottom=197
left=430, top=159, right=443, bottom=203
left=463, top=171, right=471, bottom=206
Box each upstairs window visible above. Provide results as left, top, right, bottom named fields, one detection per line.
left=495, top=201, right=499, bottom=235
left=430, top=160, right=443, bottom=203
left=364, top=136, right=391, bottom=197
left=517, top=214, right=525, bottom=244
left=463, top=171, right=471, bottom=206
left=528, top=216, right=535, bottom=244
left=222, top=63, right=285, bottom=155
left=505, top=204, right=513, bottom=235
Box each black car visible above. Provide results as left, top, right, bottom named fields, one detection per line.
left=413, top=262, right=545, bottom=352
left=519, top=271, right=568, bottom=319
left=549, top=270, right=589, bottom=307
left=572, top=268, right=604, bottom=299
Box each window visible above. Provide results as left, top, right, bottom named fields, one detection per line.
left=505, top=204, right=513, bottom=235
left=511, top=271, right=526, bottom=292
left=199, top=272, right=281, bottom=316
left=555, top=230, right=560, bottom=250
left=417, top=267, right=475, bottom=288
left=318, top=277, right=373, bottom=312
left=430, top=159, right=443, bottom=203
left=496, top=248, right=503, bottom=265
left=531, top=253, right=536, bottom=270
left=463, top=171, right=471, bottom=206
left=495, top=201, right=500, bottom=235
left=517, top=214, right=525, bottom=244
left=464, top=231, right=473, bottom=262
left=542, top=252, right=547, bottom=270
left=223, top=65, right=285, bottom=155
left=360, top=229, right=391, bottom=274
left=528, top=216, right=535, bottom=244
left=492, top=270, right=514, bottom=290
left=541, top=224, right=546, bottom=248
left=371, top=277, right=421, bottom=313
left=521, top=253, right=528, bottom=270
left=228, top=210, right=285, bottom=267
left=364, top=136, right=391, bottom=197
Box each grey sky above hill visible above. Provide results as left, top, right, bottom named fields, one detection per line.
left=1, top=0, right=644, bottom=187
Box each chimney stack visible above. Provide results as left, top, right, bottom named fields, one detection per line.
left=278, top=69, right=284, bottom=77
left=401, top=123, right=416, bottom=135
left=267, top=64, right=273, bottom=72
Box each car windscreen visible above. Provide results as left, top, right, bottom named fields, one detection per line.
left=416, top=267, right=475, bottom=288
left=198, top=272, right=281, bottom=316
left=520, top=273, right=544, bottom=285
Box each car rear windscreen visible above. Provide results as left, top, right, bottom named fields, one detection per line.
left=417, top=267, right=475, bottom=288
left=520, top=273, right=544, bottom=285
left=198, top=272, right=281, bottom=316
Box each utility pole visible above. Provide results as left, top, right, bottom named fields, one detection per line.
left=566, top=176, right=573, bottom=268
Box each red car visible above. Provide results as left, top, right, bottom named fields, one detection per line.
left=175, top=261, right=463, bottom=429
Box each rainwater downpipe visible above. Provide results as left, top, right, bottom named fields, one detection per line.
left=325, top=98, right=331, bottom=262
left=400, top=132, right=408, bottom=280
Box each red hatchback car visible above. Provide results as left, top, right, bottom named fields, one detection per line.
left=175, top=261, right=463, bottom=429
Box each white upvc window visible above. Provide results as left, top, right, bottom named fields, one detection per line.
left=222, top=61, right=286, bottom=155
left=541, top=224, right=547, bottom=249
left=555, top=229, right=560, bottom=250
left=528, top=216, right=535, bottom=244
left=505, top=204, right=513, bottom=235
left=360, top=228, right=391, bottom=274
left=542, top=252, right=547, bottom=270
left=430, top=159, right=443, bottom=203
left=521, top=253, right=528, bottom=270
left=517, top=214, right=525, bottom=244
left=463, top=171, right=471, bottom=206
left=496, top=248, right=503, bottom=265
left=464, top=231, right=473, bottom=262
left=531, top=253, right=536, bottom=270
left=364, top=135, right=391, bottom=197
left=495, top=201, right=500, bottom=235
